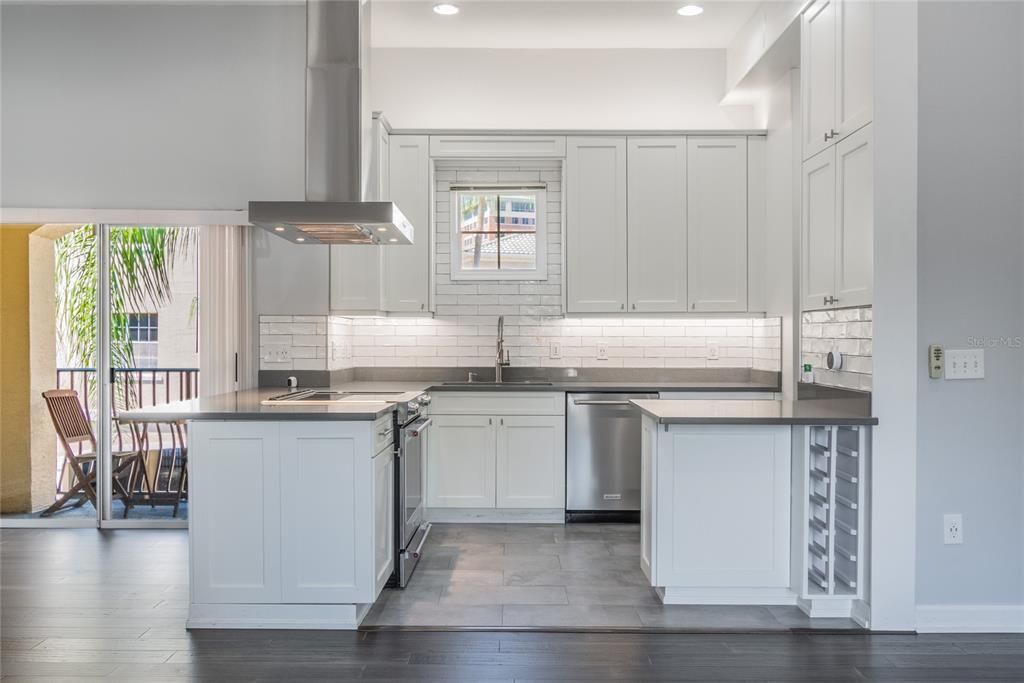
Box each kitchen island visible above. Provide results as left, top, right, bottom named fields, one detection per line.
left=120, top=387, right=416, bottom=630
left=632, top=398, right=876, bottom=625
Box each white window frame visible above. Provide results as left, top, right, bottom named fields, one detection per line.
left=449, top=187, right=547, bottom=281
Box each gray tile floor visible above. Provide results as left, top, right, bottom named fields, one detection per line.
left=361, top=523, right=864, bottom=630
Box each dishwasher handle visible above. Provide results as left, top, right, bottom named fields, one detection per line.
left=572, top=399, right=639, bottom=406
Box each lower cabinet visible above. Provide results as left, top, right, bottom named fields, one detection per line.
left=190, top=420, right=390, bottom=609
left=643, top=420, right=791, bottom=593
left=427, top=413, right=566, bottom=510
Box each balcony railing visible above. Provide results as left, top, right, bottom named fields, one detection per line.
left=54, top=367, right=198, bottom=504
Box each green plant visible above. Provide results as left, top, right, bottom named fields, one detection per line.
left=55, top=225, right=196, bottom=406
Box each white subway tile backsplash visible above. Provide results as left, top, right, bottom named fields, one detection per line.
left=801, top=306, right=872, bottom=391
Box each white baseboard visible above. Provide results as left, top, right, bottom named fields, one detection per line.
left=657, top=586, right=797, bottom=606
left=796, top=596, right=854, bottom=618
left=187, top=602, right=369, bottom=630
left=425, top=508, right=564, bottom=524
left=916, top=604, right=1024, bottom=633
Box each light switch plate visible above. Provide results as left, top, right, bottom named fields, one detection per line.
left=550, top=341, right=562, bottom=359
left=944, top=348, right=984, bottom=380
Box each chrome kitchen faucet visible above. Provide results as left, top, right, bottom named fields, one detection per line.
left=496, top=315, right=511, bottom=382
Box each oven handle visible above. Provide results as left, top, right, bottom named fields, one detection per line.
left=407, top=417, right=432, bottom=437
left=410, top=522, right=433, bottom=559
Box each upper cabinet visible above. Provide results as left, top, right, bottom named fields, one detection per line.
left=687, top=137, right=749, bottom=312
left=382, top=134, right=431, bottom=313
left=567, top=135, right=756, bottom=315
left=565, top=137, right=629, bottom=313
left=801, top=0, right=873, bottom=161
left=801, top=125, right=873, bottom=311
left=627, top=137, right=688, bottom=313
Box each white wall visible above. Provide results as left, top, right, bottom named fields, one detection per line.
left=915, top=0, right=1024, bottom=626
left=0, top=2, right=305, bottom=210
left=371, top=48, right=757, bottom=131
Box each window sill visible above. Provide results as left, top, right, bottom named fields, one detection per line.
left=450, top=271, right=548, bottom=282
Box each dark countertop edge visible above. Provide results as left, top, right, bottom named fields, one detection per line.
left=428, top=382, right=781, bottom=393
left=638, top=414, right=879, bottom=426
left=117, top=409, right=393, bottom=423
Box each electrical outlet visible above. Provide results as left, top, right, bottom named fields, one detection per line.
left=263, top=346, right=291, bottom=363
left=945, top=349, right=984, bottom=380
left=707, top=343, right=720, bottom=361
left=944, top=513, right=963, bottom=545
left=550, top=341, right=562, bottom=359
left=596, top=342, right=609, bottom=361
left=330, top=341, right=338, bottom=361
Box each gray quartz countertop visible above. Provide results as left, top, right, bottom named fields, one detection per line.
left=631, top=399, right=878, bottom=426
left=118, top=378, right=782, bottom=422
left=428, top=380, right=779, bottom=393
left=117, top=385, right=424, bottom=422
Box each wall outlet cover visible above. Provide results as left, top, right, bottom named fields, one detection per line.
left=550, top=341, right=562, bottom=359
left=944, top=349, right=984, bottom=380
left=707, top=344, right=720, bottom=361
left=596, top=342, right=609, bottom=361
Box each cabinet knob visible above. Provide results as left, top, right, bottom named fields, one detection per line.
left=620, top=303, right=625, bottom=310
left=632, top=303, right=636, bottom=310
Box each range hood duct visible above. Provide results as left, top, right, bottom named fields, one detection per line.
left=249, top=0, right=413, bottom=246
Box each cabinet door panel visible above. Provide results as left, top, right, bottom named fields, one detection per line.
left=802, top=0, right=836, bottom=160
left=686, top=137, right=748, bottom=312
left=190, top=422, right=282, bottom=605
left=331, top=245, right=381, bottom=311
left=801, top=148, right=837, bottom=311
left=373, top=449, right=395, bottom=596
left=566, top=137, right=628, bottom=312
left=495, top=415, right=565, bottom=509
left=836, top=0, right=873, bottom=139
left=427, top=415, right=496, bottom=508
left=627, top=137, right=687, bottom=312
left=657, top=427, right=790, bottom=588
left=383, top=135, right=430, bottom=312
left=279, top=423, right=373, bottom=604
left=835, top=125, right=873, bottom=308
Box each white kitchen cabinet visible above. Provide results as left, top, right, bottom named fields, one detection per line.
left=330, top=118, right=388, bottom=312
left=801, top=147, right=837, bottom=311
left=383, top=134, right=430, bottom=313
left=495, top=415, right=566, bottom=509
left=426, top=414, right=497, bottom=508
left=686, top=137, right=748, bottom=312
left=640, top=414, right=656, bottom=583
left=627, top=137, right=687, bottom=313
left=801, top=0, right=836, bottom=160
left=566, top=137, right=628, bottom=313
left=834, top=125, right=873, bottom=308
left=835, top=0, right=873, bottom=141
left=801, top=125, right=873, bottom=311
left=801, top=0, right=873, bottom=160
left=188, top=419, right=389, bottom=628
left=191, top=422, right=282, bottom=605
left=279, top=423, right=373, bottom=604
left=373, top=448, right=395, bottom=596
left=646, top=421, right=791, bottom=597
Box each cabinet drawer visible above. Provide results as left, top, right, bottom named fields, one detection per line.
left=374, top=414, right=395, bottom=455
left=429, top=392, right=564, bottom=416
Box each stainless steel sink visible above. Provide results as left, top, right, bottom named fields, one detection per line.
left=441, top=380, right=553, bottom=386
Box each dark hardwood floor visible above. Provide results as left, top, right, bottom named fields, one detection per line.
left=2, top=528, right=1023, bottom=681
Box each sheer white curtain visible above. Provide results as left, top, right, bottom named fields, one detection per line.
left=198, top=226, right=255, bottom=397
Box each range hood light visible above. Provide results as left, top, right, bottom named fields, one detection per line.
left=274, top=226, right=285, bottom=232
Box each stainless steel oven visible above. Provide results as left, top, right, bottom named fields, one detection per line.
left=394, top=396, right=432, bottom=587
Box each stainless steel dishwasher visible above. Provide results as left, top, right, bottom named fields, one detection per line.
left=566, top=392, right=657, bottom=518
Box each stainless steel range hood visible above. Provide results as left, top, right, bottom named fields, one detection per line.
left=249, top=0, right=414, bottom=246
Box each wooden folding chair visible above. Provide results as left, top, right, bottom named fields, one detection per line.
left=41, top=389, right=145, bottom=517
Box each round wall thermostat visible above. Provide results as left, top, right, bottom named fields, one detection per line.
left=826, top=350, right=844, bottom=370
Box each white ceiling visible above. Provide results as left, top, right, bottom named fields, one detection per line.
left=371, top=1, right=763, bottom=50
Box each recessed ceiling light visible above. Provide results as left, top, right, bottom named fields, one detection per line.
left=677, top=4, right=704, bottom=16
left=433, top=3, right=459, bottom=15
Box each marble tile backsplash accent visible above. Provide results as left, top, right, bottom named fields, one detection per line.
left=801, top=307, right=873, bottom=391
